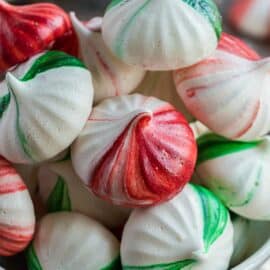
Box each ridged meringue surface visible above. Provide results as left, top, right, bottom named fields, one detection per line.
left=196, top=133, right=270, bottom=220
left=0, top=157, right=35, bottom=256
left=102, top=0, right=222, bottom=70
left=26, top=212, right=121, bottom=270
left=174, top=33, right=270, bottom=141
left=231, top=215, right=270, bottom=267
left=0, top=0, right=72, bottom=71
left=71, top=94, right=197, bottom=207
left=0, top=51, right=93, bottom=164
left=38, top=158, right=130, bottom=229
left=71, top=13, right=145, bottom=104
left=134, top=71, right=194, bottom=122
left=121, top=184, right=233, bottom=270
left=229, top=0, right=270, bottom=39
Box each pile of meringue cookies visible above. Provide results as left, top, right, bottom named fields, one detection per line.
left=1, top=0, right=270, bottom=269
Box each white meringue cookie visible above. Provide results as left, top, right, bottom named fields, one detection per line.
left=175, top=33, right=270, bottom=141
left=134, top=71, right=194, bottom=122
left=189, top=121, right=210, bottom=139
left=38, top=158, right=130, bottom=229
left=232, top=238, right=270, bottom=270
left=102, top=0, right=222, bottom=70
left=70, top=13, right=145, bottom=104
left=229, top=0, right=270, bottom=39
left=196, top=133, right=270, bottom=220
left=0, top=51, right=93, bottom=164
left=231, top=215, right=270, bottom=267
left=121, top=184, right=233, bottom=270
left=26, top=212, right=121, bottom=270
left=0, top=157, right=35, bottom=256
left=71, top=94, right=197, bottom=207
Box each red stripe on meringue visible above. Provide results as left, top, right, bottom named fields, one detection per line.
left=218, top=33, right=260, bottom=60
left=0, top=1, right=72, bottom=71
left=229, top=0, right=255, bottom=30
left=233, top=100, right=260, bottom=139
left=0, top=223, right=34, bottom=256
left=90, top=107, right=197, bottom=207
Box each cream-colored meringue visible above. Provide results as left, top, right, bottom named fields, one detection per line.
left=38, top=158, right=130, bottom=229
left=70, top=13, right=145, bottom=104
left=0, top=51, right=93, bottom=164
left=26, top=212, right=120, bottom=270
left=134, top=71, right=194, bottom=122
left=196, top=133, right=270, bottom=220
left=231, top=215, right=270, bottom=267
left=232, top=238, right=270, bottom=270
left=229, top=0, right=270, bottom=39
left=189, top=121, right=210, bottom=139
left=71, top=94, right=197, bottom=207
left=0, top=157, right=35, bottom=256
left=175, top=33, right=270, bottom=141
left=102, top=0, right=222, bottom=70
left=121, top=184, right=233, bottom=270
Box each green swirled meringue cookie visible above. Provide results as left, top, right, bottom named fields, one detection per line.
left=0, top=51, right=93, bottom=164
left=121, top=184, right=233, bottom=270
left=102, top=0, right=222, bottom=70
left=38, top=158, right=131, bottom=229
left=230, top=215, right=270, bottom=267
left=196, top=134, right=270, bottom=220
left=26, top=212, right=121, bottom=270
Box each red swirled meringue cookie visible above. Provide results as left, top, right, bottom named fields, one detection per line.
left=0, top=0, right=73, bottom=71
left=174, top=32, right=270, bottom=141
left=70, top=13, right=145, bottom=104
left=0, top=157, right=35, bottom=256
left=71, top=94, right=197, bottom=207
left=229, top=0, right=270, bottom=39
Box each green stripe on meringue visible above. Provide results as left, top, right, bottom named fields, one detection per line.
left=114, top=0, right=152, bottom=58
left=192, top=184, right=229, bottom=252
left=102, top=256, right=122, bottom=270
left=21, top=51, right=86, bottom=81
left=47, top=176, right=72, bottom=213
left=123, top=259, right=196, bottom=270
left=26, top=243, right=42, bottom=270
left=0, top=93, right=10, bottom=118
left=106, top=0, right=123, bottom=11
left=182, top=0, right=222, bottom=39
left=197, top=133, right=262, bottom=165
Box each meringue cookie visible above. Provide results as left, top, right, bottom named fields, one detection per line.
left=70, top=13, right=145, bottom=104
left=121, top=184, right=233, bottom=270
left=0, top=0, right=73, bottom=71
left=134, top=71, right=194, bottom=122
left=229, top=0, right=270, bottom=39
left=189, top=121, right=210, bottom=139
left=102, top=0, right=222, bottom=70
left=38, top=158, right=131, bottom=229
left=231, top=215, right=270, bottom=267
left=174, top=32, right=270, bottom=141
left=26, top=212, right=120, bottom=270
left=0, top=157, right=35, bottom=256
left=0, top=51, right=93, bottom=164
left=232, top=238, right=270, bottom=270
left=71, top=94, right=197, bottom=207
left=196, top=133, right=270, bottom=220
